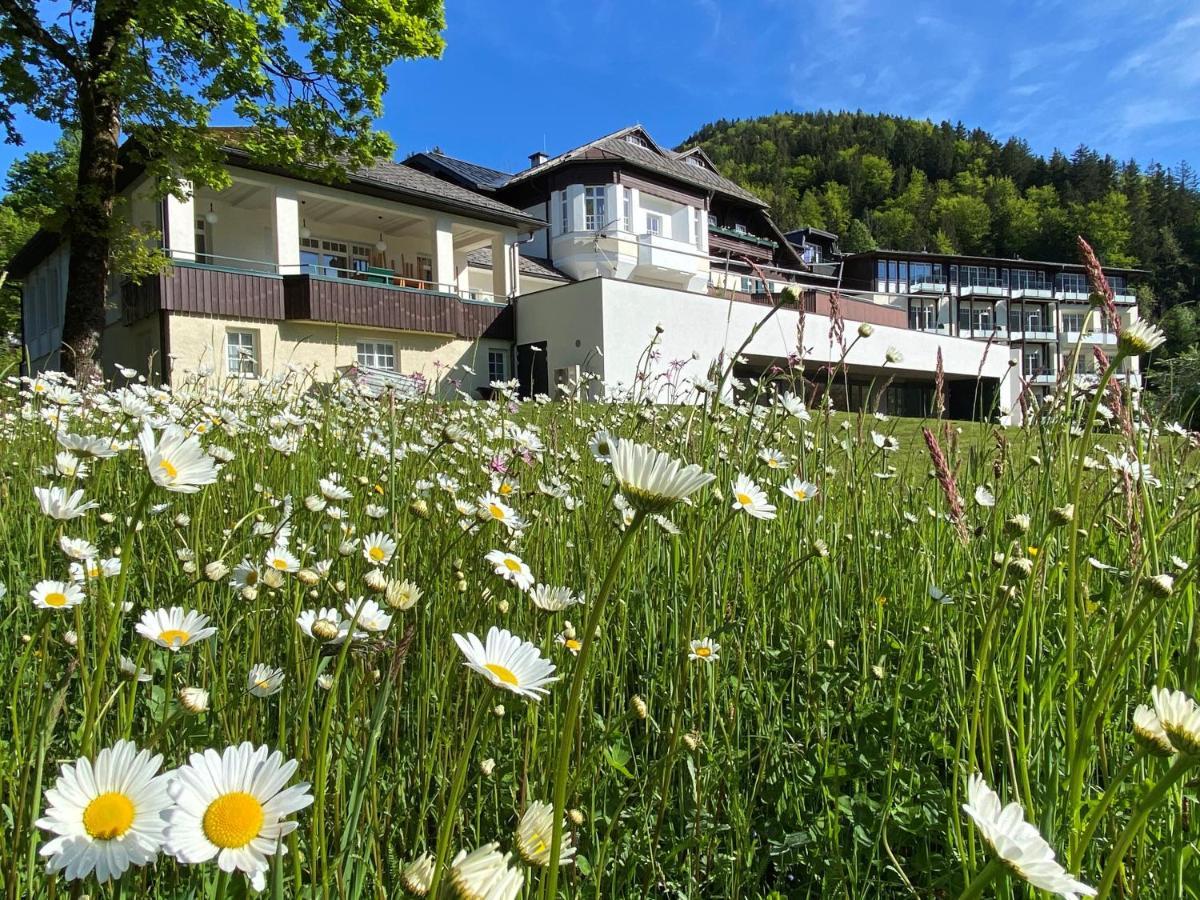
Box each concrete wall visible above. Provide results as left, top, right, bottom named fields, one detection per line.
left=517, top=277, right=1021, bottom=419
left=164, top=313, right=504, bottom=396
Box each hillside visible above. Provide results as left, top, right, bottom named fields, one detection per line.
left=679, top=111, right=1200, bottom=320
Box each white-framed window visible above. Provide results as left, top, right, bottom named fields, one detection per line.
left=195, top=219, right=211, bottom=265
left=226, top=330, right=258, bottom=378
left=584, top=186, right=607, bottom=231
left=356, top=341, right=396, bottom=370
left=1062, top=312, right=1087, bottom=333
left=645, top=212, right=663, bottom=236
left=487, top=348, right=507, bottom=382
left=622, top=187, right=633, bottom=232
left=693, top=208, right=703, bottom=247
left=351, top=243, right=372, bottom=274
left=559, top=190, right=569, bottom=234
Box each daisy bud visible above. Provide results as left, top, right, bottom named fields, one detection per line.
left=364, top=569, right=389, bottom=592
left=857, top=322, right=874, bottom=338
left=456, top=580, right=468, bottom=593
left=811, top=538, right=829, bottom=558
left=311, top=619, right=340, bottom=642
left=297, top=568, right=320, bottom=585
left=402, top=853, right=435, bottom=896
left=21, top=634, right=30, bottom=644
left=497, top=599, right=510, bottom=614
left=179, top=686, right=209, bottom=714
left=682, top=731, right=701, bottom=752
left=62, top=630, right=78, bottom=647
left=493, top=704, right=506, bottom=718
left=204, top=560, right=230, bottom=581
left=871, top=664, right=885, bottom=680
left=630, top=694, right=648, bottom=719
left=317, top=674, right=334, bottom=690
left=825, top=639, right=835, bottom=650
left=1050, top=504, right=1075, bottom=526
left=261, top=569, right=285, bottom=589
left=334, top=579, right=347, bottom=593
left=1133, top=704, right=1175, bottom=756
left=480, top=758, right=496, bottom=777
left=241, top=586, right=258, bottom=602
left=991, top=551, right=1006, bottom=568
left=1009, top=557, right=1034, bottom=580
left=562, top=621, right=576, bottom=640
left=174, top=513, right=191, bottom=527
left=1004, top=514, right=1031, bottom=536
left=1143, top=574, right=1175, bottom=598
left=409, top=498, right=429, bottom=519
left=182, top=561, right=196, bottom=575
left=568, top=808, right=584, bottom=826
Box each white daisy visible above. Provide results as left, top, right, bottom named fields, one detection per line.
left=34, top=485, right=98, bottom=520
left=452, top=626, right=558, bottom=700
left=688, top=637, right=720, bottom=663
left=485, top=550, right=535, bottom=591
left=361, top=531, right=397, bottom=567
left=163, top=743, right=313, bottom=888
left=134, top=607, right=217, bottom=651
left=1152, top=687, right=1200, bottom=756
left=139, top=423, right=218, bottom=493
left=318, top=474, right=352, bottom=501
left=450, top=842, right=524, bottom=900
left=59, top=536, right=99, bottom=560
left=296, top=607, right=357, bottom=644
left=30, top=579, right=86, bottom=611
left=780, top=477, right=818, bottom=502
left=345, top=597, right=392, bottom=633
left=36, top=740, right=172, bottom=882
left=516, top=800, right=575, bottom=867
left=731, top=474, right=776, bottom=520
left=263, top=546, right=300, bottom=574
left=69, top=557, right=121, bottom=582
left=528, top=584, right=583, bottom=612
left=974, top=485, right=996, bottom=508
left=247, top=664, right=285, bottom=697
left=962, top=773, right=1095, bottom=899
left=478, top=493, right=523, bottom=532
left=609, top=440, right=714, bottom=513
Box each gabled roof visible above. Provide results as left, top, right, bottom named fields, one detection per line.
left=403, top=150, right=513, bottom=193
left=672, top=146, right=719, bottom=172
left=503, top=124, right=766, bottom=207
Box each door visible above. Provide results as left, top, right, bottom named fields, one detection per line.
left=517, top=341, right=549, bottom=398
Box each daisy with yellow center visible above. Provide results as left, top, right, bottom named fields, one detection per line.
left=163, top=743, right=313, bottom=891
left=516, top=800, right=576, bottom=867
left=484, top=549, right=535, bottom=591
left=453, top=626, right=558, bottom=700
left=731, top=474, right=776, bottom=520
left=361, top=531, right=397, bottom=567
left=263, top=546, right=300, bottom=573
left=781, top=476, right=819, bottom=503
left=139, top=423, right=218, bottom=493
left=135, top=606, right=218, bottom=651
left=477, top=493, right=523, bottom=532
left=36, top=740, right=172, bottom=882
left=30, top=579, right=86, bottom=611
left=689, top=637, right=720, bottom=663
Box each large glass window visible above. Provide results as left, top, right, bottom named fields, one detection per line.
left=909, top=301, right=937, bottom=330
left=876, top=260, right=887, bottom=285
left=300, top=237, right=348, bottom=276
left=584, top=186, right=607, bottom=231
left=1057, top=272, right=1088, bottom=293
left=356, top=341, right=396, bottom=370
left=1062, top=312, right=1086, bottom=333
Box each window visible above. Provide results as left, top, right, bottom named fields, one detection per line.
left=694, top=208, right=703, bottom=247
left=685, top=156, right=702, bottom=167
left=560, top=190, right=569, bottom=234
left=195, top=219, right=211, bottom=265
left=876, top=260, right=887, bottom=285
left=356, top=341, right=396, bottom=370
left=351, top=244, right=372, bottom=275
left=487, top=348, right=507, bottom=382
left=909, top=302, right=937, bottom=330
left=226, top=330, right=258, bottom=377
left=417, top=255, right=433, bottom=285
left=1057, top=272, right=1088, bottom=293
left=300, top=237, right=348, bottom=276
left=622, top=188, right=633, bottom=232
left=898, top=261, right=908, bottom=284
left=1062, top=313, right=1086, bottom=333
left=625, top=133, right=649, bottom=148
left=645, top=212, right=663, bottom=236
left=584, top=186, right=607, bottom=231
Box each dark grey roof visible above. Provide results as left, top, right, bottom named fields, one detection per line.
left=405, top=151, right=513, bottom=191
left=504, top=125, right=766, bottom=207
left=347, top=158, right=536, bottom=223
left=466, top=247, right=572, bottom=282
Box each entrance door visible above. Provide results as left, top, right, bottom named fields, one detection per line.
left=517, top=341, right=548, bottom=398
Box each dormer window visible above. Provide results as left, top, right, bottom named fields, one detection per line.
left=685, top=156, right=703, bottom=168
left=625, top=133, right=649, bottom=148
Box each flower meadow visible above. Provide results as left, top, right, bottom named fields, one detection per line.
left=0, top=327, right=1198, bottom=899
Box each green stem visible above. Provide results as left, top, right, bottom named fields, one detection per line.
left=543, top=514, right=646, bottom=899
left=957, top=857, right=1005, bottom=900
left=1095, top=754, right=1195, bottom=899
left=1071, top=750, right=1144, bottom=872
left=427, top=698, right=489, bottom=898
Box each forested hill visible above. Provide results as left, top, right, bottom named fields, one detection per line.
left=679, top=111, right=1200, bottom=314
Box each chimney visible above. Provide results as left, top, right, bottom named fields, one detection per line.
left=528, top=151, right=549, bottom=169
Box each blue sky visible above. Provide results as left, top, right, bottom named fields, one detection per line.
left=2, top=0, right=1198, bottom=180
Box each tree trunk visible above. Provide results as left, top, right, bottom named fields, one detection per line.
left=60, top=81, right=120, bottom=384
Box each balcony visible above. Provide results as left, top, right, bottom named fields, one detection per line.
left=707, top=223, right=778, bottom=249
left=910, top=277, right=948, bottom=294
left=635, top=233, right=705, bottom=287
left=1062, top=331, right=1117, bottom=346
left=1025, top=366, right=1058, bottom=385
left=1010, top=328, right=1058, bottom=341
left=121, top=252, right=512, bottom=340
left=959, top=326, right=1007, bottom=340
left=958, top=280, right=1006, bottom=298
left=1011, top=285, right=1054, bottom=300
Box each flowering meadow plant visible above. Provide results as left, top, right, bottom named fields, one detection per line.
left=0, top=338, right=1195, bottom=898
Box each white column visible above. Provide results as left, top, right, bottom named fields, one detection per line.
left=566, top=184, right=585, bottom=233
left=432, top=217, right=455, bottom=289
left=492, top=231, right=517, bottom=300
left=272, top=187, right=301, bottom=275
left=164, top=183, right=195, bottom=261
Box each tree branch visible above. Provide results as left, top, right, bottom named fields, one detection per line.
left=0, top=0, right=83, bottom=78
